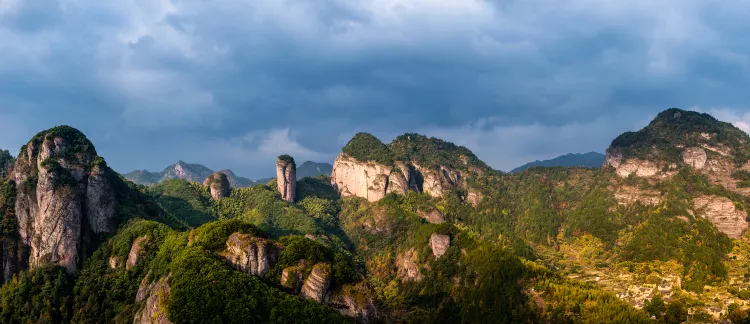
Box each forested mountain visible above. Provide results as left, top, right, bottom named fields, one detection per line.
left=0, top=108, right=749, bottom=323
left=123, top=161, right=333, bottom=189
left=511, top=152, right=605, bottom=173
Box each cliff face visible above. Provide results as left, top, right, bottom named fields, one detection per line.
left=223, top=232, right=283, bottom=277
left=203, top=172, right=231, bottom=200
left=604, top=109, right=750, bottom=191
left=276, top=155, right=296, bottom=203
left=134, top=275, right=173, bottom=324
left=13, top=126, right=118, bottom=273
left=330, top=154, right=402, bottom=202
left=330, top=133, right=488, bottom=203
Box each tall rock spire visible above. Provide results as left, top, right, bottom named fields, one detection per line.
left=276, top=155, right=296, bottom=203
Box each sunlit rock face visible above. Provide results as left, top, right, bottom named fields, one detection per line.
left=13, top=126, right=117, bottom=273
left=276, top=155, right=297, bottom=203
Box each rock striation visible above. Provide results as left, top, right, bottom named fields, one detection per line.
left=693, top=195, right=748, bottom=239
left=203, top=172, right=231, bottom=200
left=330, top=133, right=488, bottom=203
left=301, top=263, right=332, bottom=303
left=223, top=232, right=283, bottom=278
left=134, top=275, right=173, bottom=324
left=276, top=155, right=296, bottom=203
left=13, top=126, right=118, bottom=273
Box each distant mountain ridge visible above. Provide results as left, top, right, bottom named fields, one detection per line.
left=510, top=152, right=605, bottom=173
left=122, top=160, right=333, bottom=187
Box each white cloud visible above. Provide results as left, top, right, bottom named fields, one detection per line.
left=698, top=107, right=750, bottom=135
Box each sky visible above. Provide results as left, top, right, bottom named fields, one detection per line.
left=1, top=0, right=749, bottom=178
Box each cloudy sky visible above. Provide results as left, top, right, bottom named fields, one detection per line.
left=1, top=0, right=749, bottom=178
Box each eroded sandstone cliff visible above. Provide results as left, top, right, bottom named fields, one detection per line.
left=276, top=155, right=296, bottom=203
left=13, top=126, right=118, bottom=273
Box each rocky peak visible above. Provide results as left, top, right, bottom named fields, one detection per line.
left=331, top=132, right=487, bottom=202
left=605, top=109, right=750, bottom=187
left=203, top=172, right=231, bottom=200
left=12, top=126, right=118, bottom=273
left=276, top=155, right=297, bottom=203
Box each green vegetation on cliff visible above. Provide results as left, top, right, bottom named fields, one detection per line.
left=389, top=133, right=489, bottom=170
left=609, top=108, right=750, bottom=165
left=0, top=150, right=13, bottom=179
left=341, top=132, right=394, bottom=165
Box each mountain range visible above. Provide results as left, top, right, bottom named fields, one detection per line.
left=510, top=152, right=606, bottom=173
left=122, top=160, right=333, bottom=188
left=0, top=108, right=749, bottom=323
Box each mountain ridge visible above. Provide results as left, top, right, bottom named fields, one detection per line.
left=511, top=152, right=605, bottom=173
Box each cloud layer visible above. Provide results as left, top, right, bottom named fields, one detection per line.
left=1, top=0, right=748, bottom=176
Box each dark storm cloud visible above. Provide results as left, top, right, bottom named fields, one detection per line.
left=0, top=0, right=749, bottom=177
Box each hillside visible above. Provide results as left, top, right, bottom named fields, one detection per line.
left=0, top=149, right=12, bottom=179
left=511, top=152, right=605, bottom=173
left=123, top=160, right=332, bottom=188
left=123, top=161, right=258, bottom=188
left=1, top=110, right=750, bottom=323
left=297, top=161, right=333, bottom=179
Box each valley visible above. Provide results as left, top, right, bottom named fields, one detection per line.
left=0, top=108, right=748, bottom=323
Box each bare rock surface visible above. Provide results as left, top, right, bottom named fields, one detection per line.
left=280, top=261, right=306, bottom=293
left=126, top=236, right=149, bottom=270
left=134, top=275, right=172, bottom=324
left=694, top=195, right=748, bottom=239
left=430, top=234, right=450, bottom=258
left=418, top=208, right=445, bottom=224
left=614, top=186, right=662, bottom=206
left=682, top=147, right=707, bottom=169
left=203, top=172, right=231, bottom=200
left=276, top=155, right=296, bottom=203
left=301, top=263, right=332, bottom=303
left=13, top=127, right=117, bottom=273
left=224, top=232, right=283, bottom=277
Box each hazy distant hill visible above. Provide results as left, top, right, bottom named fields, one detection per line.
left=123, top=161, right=258, bottom=187
left=510, top=152, right=605, bottom=173
left=122, top=160, right=333, bottom=187
left=296, top=161, right=333, bottom=179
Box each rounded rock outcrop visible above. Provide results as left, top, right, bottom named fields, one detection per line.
left=203, top=172, right=231, bottom=200
left=276, top=155, right=296, bottom=203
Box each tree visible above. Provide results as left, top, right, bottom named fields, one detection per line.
left=644, top=294, right=665, bottom=319
left=663, top=300, right=688, bottom=324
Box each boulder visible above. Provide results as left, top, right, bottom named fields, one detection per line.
left=223, top=232, right=283, bottom=277
left=276, top=155, right=296, bottom=203
left=430, top=234, right=450, bottom=258
left=203, top=172, right=231, bottom=200
left=301, top=263, right=332, bottom=303
left=417, top=208, right=445, bottom=224
left=126, top=236, right=149, bottom=270
left=682, top=147, right=707, bottom=169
